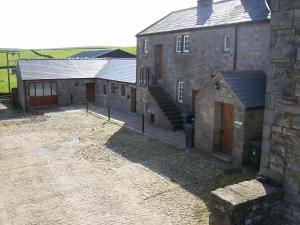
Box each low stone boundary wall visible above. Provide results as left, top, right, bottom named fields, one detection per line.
left=209, top=179, right=283, bottom=225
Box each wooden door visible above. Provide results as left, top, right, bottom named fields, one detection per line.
left=86, top=83, right=95, bottom=102
left=220, top=103, right=234, bottom=154
left=131, top=87, right=136, bottom=112
left=155, top=45, right=163, bottom=76
left=192, top=90, right=199, bottom=114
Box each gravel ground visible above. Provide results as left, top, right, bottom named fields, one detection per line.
left=0, top=107, right=255, bottom=225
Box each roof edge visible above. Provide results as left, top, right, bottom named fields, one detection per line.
left=136, top=19, right=270, bottom=37
left=136, top=7, right=197, bottom=37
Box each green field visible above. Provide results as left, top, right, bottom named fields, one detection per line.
left=0, top=46, right=136, bottom=93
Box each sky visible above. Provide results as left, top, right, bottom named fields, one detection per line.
left=0, top=0, right=196, bottom=49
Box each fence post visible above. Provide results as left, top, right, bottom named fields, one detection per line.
left=142, top=114, right=145, bottom=133
left=86, top=102, right=88, bottom=113
left=108, top=105, right=111, bottom=120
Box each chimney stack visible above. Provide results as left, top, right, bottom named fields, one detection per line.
left=198, top=0, right=213, bottom=6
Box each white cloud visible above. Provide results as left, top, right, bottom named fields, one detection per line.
left=0, top=0, right=196, bottom=48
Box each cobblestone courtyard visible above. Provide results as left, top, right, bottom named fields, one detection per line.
left=0, top=107, right=255, bottom=225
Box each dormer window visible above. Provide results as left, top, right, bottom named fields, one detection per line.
left=183, top=35, right=190, bottom=52
left=144, top=39, right=149, bottom=54
left=224, top=35, right=230, bottom=53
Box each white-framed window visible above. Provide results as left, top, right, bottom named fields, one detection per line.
left=224, top=35, right=230, bottom=52
left=183, top=35, right=190, bottom=52
left=43, top=82, right=51, bottom=96
left=29, top=83, right=35, bottom=96
left=29, top=82, right=57, bottom=97
left=178, top=81, right=184, bottom=103
left=35, top=83, right=43, bottom=96
left=51, top=82, right=57, bottom=95
left=176, top=36, right=182, bottom=53
left=144, top=39, right=149, bottom=54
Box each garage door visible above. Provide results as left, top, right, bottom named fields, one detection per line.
left=29, top=82, right=58, bottom=106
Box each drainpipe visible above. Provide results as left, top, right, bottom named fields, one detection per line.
left=233, top=24, right=238, bottom=71
left=24, top=82, right=28, bottom=111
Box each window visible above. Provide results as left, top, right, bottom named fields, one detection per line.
left=144, top=39, right=149, bottom=54
left=176, top=36, right=182, bottom=53
left=139, top=67, right=151, bottom=85
left=43, top=82, right=51, bottom=96
left=224, top=35, right=230, bottom=52
left=29, top=82, right=57, bottom=97
left=103, top=84, right=107, bottom=95
left=183, top=35, right=190, bottom=52
left=111, top=83, right=117, bottom=94
left=35, top=83, right=43, bottom=96
left=121, top=84, right=126, bottom=96
left=29, top=83, right=35, bottom=96
left=51, top=82, right=57, bottom=95
left=178, top=81, right=184, bottom=103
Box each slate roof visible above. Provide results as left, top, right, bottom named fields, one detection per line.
left=70, top=49, right=135, bottom=59
left=18, top=59, right=136, bottom=84
left=137, top=0, right=270, bottom=36
left=96, top=59, right=136, bottom=84
left=71, top=49, right=116, bottom=58
left=221, top=70, right=266, bottom=108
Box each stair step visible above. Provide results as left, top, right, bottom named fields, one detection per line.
left=149, top=85, right=183, bottom=130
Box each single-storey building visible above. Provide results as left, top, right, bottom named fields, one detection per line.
left=16, top=58, right=136, bottom=112
left=70, top=49, right=136, bottom=59
left=194, top=71, right=266, bottom=166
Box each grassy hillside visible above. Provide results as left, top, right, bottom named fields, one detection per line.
left=0, top=46, right=136, bottom=93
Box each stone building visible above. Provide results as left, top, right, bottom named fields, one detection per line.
left=195, top=71, right=266, bottom=165
left=209, top=1, right=300, bottom=224
left=136, top=0, right=270, bottom=130
left=259, top=0, right=300, bottom=223
left=16, top=58, right=136, bottom=112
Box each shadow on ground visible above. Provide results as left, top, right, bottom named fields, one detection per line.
left=0, top=100, right=24, bottom=120
left=105, top=126, right=257, bottom=205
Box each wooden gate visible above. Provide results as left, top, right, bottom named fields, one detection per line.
left=86, top=83, right=95, bottom=102
left=220, top=103, right=234, bottom=154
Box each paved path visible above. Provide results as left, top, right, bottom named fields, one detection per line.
left=82, top=104, right=186, bottom=149
left=0, top=105, right=254, bottom=225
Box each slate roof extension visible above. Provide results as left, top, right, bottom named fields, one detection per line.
left=221, top=70, right=267, bottom=109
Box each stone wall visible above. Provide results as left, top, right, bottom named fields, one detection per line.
left=136, top=86, right=174, bottom=129
left=24, top=79, right=94, bottom=109
left=95, top=79, right=135, bottom=112
left=210, top=179, right=282, bottom=225
left=137, top=22, right=270, bottom=109
left=260, top=0, right=300, bottom=224
left=244, top=109, right=265, bottom=142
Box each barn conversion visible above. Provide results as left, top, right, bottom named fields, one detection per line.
left=16, top=58, right=136, bottom=112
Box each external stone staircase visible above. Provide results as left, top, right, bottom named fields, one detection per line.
left=148, top=85, right=183, bottom=130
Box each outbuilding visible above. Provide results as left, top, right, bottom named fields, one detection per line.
left=194, top=71, right=267, bottom=166
left=16, top=58, right=136, bottom=112
left=70, top=48, right=136, bottom=59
